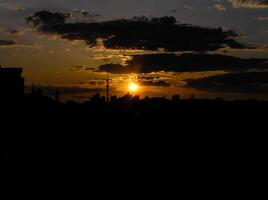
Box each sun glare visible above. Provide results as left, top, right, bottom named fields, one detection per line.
left=128, top=82, right=139, bottom=92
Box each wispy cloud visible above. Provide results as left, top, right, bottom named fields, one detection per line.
left=256, top=16, right=268, bottom=20
left=214, top=4, right=227, bottom=11
left=0, top=39, right=43, bottom=49
left=229, top=0, right=268, bottom=9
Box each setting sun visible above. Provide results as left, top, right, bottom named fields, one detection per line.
left=128, top=82, right=139, bottom=92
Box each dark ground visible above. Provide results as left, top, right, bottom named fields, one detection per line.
left=1, top=93, right=267, bottom=164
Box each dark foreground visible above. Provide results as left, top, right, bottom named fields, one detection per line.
left=1, top=93, right=267, bottom=164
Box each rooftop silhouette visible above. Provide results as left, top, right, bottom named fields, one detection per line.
left=0, top=67, right=24, bottom=100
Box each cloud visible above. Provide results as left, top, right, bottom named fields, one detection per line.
left=138, top=76, right=157, bottom=81
left=0, top=42, right=43, bottom=49
left=6, top=29, right=23, bottom=35
left=256, top=16, right=268, bottom=20
left=98, top=53, right=267, bottom=74
left=140, top=80, right=171, bottom=87
left=214, top=4, right=227, bottom=11
left=98, top=63, right=129, bottom=74
left=88, top=79, right=106, bottom=86
left=229, top=0, right=268, bottom=8
left=186, top=71, right=268, bottom=94
left=26, top=10, right=71, bottom=27
left=6, top=6, right=25, bottom=12
left=0, top=3, right=25, bottom=12
left=0, top=26, right=25, bottom=36
left=26, top=10, right=248, bottom=52
left=72, top=9, right=101, bottom=20
left=70, top=65, right=96, bottom=72
left=0, top=39, right=16, bottom=46
left=184, top=5, right=194, bottom=10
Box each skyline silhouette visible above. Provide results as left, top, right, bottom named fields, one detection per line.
left=1, top=66, right=268, bottom=161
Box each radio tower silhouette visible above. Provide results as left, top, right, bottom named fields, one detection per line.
left=106, top=73, right=110, bottom=102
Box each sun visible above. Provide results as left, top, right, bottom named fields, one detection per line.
left=128, top=82, right=139, bottom=92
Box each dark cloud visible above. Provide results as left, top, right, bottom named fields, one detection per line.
left=98, top=53, right=267, bottom=74
left=98, top=63, right=129, bottom=74
left=186, top=72, right=268, bottom=94
left=88, top=79, right=106, bottom=86
left=7, top=29, right=21, bottom=35
left=73, top=9, right=100, bottom=18
left=26, top=10, right=248, bottom=51
left=138, top=75, right=171, bottom=87
left=0, top=39, right=16, bottom=46
left=140, top=80, right=171, bottom=87
left=26, top=11, right=71, bottom=27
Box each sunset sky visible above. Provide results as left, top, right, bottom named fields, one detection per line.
left=0, top=0, right=267, bottom=101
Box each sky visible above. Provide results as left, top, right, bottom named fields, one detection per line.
left=0, top=0, right=267, bottom=101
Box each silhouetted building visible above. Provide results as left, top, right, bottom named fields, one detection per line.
left=172, top=95, right=180, bottom=102
left=110, top=95, right=117, bottom=103
left=0, top=67, right=24, bottom=99
left=133, top=95, right=140, bottom=102
left=55, top=90, right=60, bottom=103
left=91, top=93, right=106, bottom=104
left=30, top=84, right=44, bottom=97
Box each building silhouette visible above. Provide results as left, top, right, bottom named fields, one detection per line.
left=0, top=67, right=24, bottom=99
left=55, top=90, right=60, bottom=103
